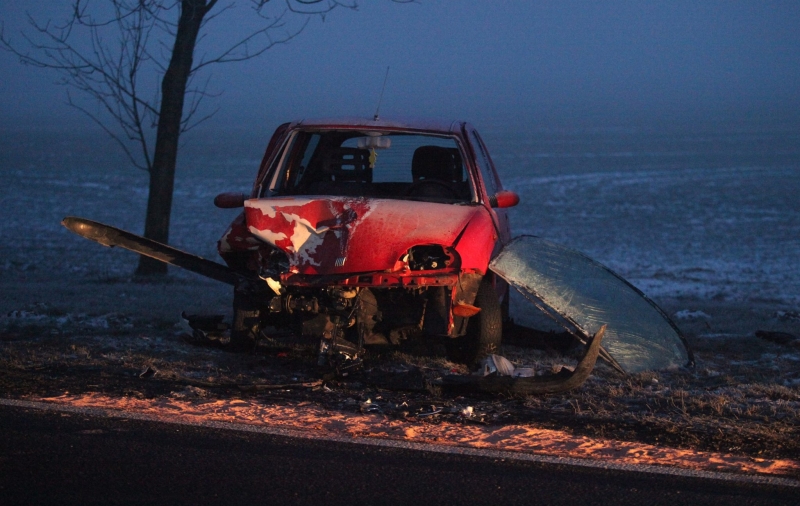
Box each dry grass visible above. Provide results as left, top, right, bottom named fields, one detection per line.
left=1, top=293, right=799, bottom=461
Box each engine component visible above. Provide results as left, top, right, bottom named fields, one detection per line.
left=406, top=245, right=454, bottom=271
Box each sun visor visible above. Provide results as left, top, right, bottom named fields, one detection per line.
left=490, top=235, right=692, bottom=373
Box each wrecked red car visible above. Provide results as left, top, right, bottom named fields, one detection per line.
left=215, top=118, right=520, bottom=366
left=63, top=116, right=692, bottom=391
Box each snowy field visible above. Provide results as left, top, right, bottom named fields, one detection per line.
left=491, top=123, right=800, bottom=306
left=1, top=121, right=799, bottom=328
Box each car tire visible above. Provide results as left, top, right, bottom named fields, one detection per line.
left=500, top=282, right=511, bottom=324
left=463, top=275, right=503, bottom=365
left=230, top=289, right=261, bottom=352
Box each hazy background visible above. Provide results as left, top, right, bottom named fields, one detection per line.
left=2, top=1, right=800, bottom=309
left=2, top=0, right=799, bottom=133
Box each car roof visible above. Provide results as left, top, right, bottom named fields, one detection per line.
left=291, top=117, right=467, bottom=135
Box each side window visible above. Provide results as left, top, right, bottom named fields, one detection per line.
left=300, top=134, right=320, bottom=169
left=292, top=133, right=320, bottom=186
left=267, top=133, right=300, bottom=194
left=471, top=130, right=499, bottom=196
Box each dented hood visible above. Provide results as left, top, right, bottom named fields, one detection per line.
left=490, top=235, right=693, bottom=373
left=244, top=197, right=484, bottom=275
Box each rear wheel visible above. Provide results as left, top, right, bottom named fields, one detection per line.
left=461, top=275, right=503, bottom=365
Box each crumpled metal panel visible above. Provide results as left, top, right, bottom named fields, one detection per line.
left=244, top=197, right=491, bottom=275
left=490, top=235, right=692, bottom=373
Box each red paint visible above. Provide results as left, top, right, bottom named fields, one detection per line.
left=244, top=197, right=490, bottom=277
left=283, top=271, right=460, bottom=288
left=493, top=190, right=520, bottom=209
left=451, top=208, right=497, bottom=275
left=217, top=118, right=516, bottom=335
left=218, top=212, right=261, bottom=254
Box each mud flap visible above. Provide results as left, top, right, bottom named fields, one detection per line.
left=489, top=235, right=693, bottom=374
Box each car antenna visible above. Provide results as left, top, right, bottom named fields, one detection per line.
left=373, top=66, right=390, bottom=121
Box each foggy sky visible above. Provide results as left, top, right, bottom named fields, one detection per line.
left=1, top=0, right=798, bottom=131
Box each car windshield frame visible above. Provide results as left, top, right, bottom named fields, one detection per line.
left=259, top=128, right=479, bottom=205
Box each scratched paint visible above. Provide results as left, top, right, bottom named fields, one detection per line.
left=243, top=197, right=486, bottom=276
left=217, top=213, right=263, bottom=254
left=245, top=197, right=375, bottom=273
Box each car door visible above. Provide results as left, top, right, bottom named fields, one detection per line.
left=464, top=125, right=512, bottom=248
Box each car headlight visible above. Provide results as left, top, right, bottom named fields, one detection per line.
left=404, top=245, right=458, bottom=271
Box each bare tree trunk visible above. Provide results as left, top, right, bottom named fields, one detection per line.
left=5, top=0, right=371, bottom=278
left=136, top=0, right=214, bottom=277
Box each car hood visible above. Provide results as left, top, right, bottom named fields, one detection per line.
left=244, top=197, right=485, bottom=275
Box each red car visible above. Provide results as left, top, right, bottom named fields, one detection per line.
left=214, top=118, right=520, bottom=366
left=64, top=117, right=691, bottom=385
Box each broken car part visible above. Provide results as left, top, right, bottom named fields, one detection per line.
left=442, top=325, right=606, bottom=394
left=489, top=236, right=693, bottom=373
left=62, top=217, right=244, bottom=286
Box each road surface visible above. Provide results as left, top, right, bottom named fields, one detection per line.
left=0, top=403, right=795, bottom=505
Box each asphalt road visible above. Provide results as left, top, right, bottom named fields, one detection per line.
left=0, top=404, right=796, bottom=505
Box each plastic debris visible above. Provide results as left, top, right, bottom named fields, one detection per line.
left=479, top=354, right=516, bottom=376
left=418, top=405, right=443, bottom=417
left=360, top=399, right=381, bottom=413
left=443, top=325, right=606, bottom=395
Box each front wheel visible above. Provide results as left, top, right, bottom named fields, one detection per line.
left=230, top=289, right=261, bottom=352
left=459, top=275, right=503, bottom=365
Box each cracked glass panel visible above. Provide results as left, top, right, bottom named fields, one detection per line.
left=490, top=235, right=692, bottom=373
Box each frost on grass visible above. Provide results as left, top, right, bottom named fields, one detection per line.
left=1, top=297, right=800, bottom=460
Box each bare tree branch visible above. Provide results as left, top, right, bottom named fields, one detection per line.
left=181, top=71, right=221, bottom=133
left=66, top=89, right=151, bottom=172
left=0, top=0, right=400, bottom=170
left=192, top=10, right=300, bottom=71
left=1, top=0, right=412, bottom=275
left=1, top=1, right=175, bottom=172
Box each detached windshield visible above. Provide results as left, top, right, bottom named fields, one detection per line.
left=264, top=130, right=475, bottom=203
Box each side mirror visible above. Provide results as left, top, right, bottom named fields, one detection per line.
left=489, top=190, right=520, bottom=209
left=214, top=192, right=246, bottom=209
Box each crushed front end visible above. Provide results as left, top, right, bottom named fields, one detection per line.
left=217, top=123, right=505, bottom=369
left=219, top=196, right=495, bottom=370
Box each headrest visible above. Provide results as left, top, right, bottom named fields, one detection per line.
left=322, top=147, right=372, bottom=182
left=411, top=146, right=463, bottom=182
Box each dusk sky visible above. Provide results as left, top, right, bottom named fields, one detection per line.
left=1, top=1, right=798, bottom=131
